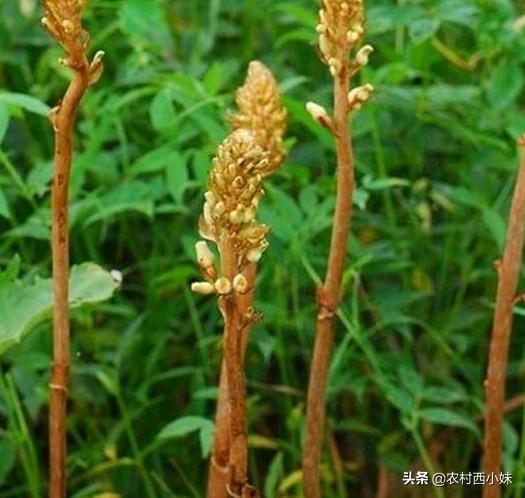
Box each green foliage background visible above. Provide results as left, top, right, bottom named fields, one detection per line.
left=1, top=0, right=525, bottom=496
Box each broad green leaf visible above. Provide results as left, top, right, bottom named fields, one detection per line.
left=0, top=101, right=9, bottom=145
left=488, top=63, right=524, bottom=110
left=384, top=384, right=413, bottom=414
left=130, top=146, right=175, bottom=175
left=192, top=150, right=210, bottom=183
left=267, top=186, right=302, bottom=229
left=265, top=452, right=284, bottom=498
left=427, top=85, right=481, bottom=107
left=276, top=28, right=315, bottom=48
left=0, top=263, right=120, bottom=355
left=482, top=208, right=505, bottom=250
left=422, top=386, right=467, bottom=404
left=203, top=62, right=224, bottom=95
left=418, top=408, right=479, bottom=435
left=399, top=366, right=423, bottom=395
left=199, top=421, right=214, bottom=458
left=150, top=90, right=176, bottom=130
left=166, top=151, right=188, bottom=204
left=157, top=416, right=215, bottom=456
left=0, top=93, right=50, bottom=116
left=363, top=176, right=410, bottom=191
left=435, top=1, right=480, bottom=27
left=0, top=439, right=15, bottom=485
left=0, top=187, right=10, bottom=220
left=353, top=188, right=370, bottom=210
left=409, top=19, right=440, bottom=44
left=367, top=6, right=426, bottom=35
left=274, top=4, right=317, bottom=27
left=119, top=0, right=170, bottom=48
left=157, top=416, right=214, bottom=440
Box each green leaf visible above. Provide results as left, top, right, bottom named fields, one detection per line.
left=418, top=408, right=479, bottom=435
left=422, top=386, right=467, bottom=404
left=384, top=384, right=413, bottom=414
left=150, top=90, right=176, bottom=130
left=83, top=182, right=155, bottom=224
left=0, top=187, right=10, bottom=220
left=192, top=150, right=210, bottom=183
left=203, top=62, right=224, bottom=95
left=482, top=208, right=505, bottom=250
left=119, top=0, right=170, bottom=47
left=0, top=101, right=9, bottom=145
left=166, top=152, right=188, bottom=204
left=0, top=263, right=120, bottom=355
left=488, top=62, right=524, bottom=110
left=363, top=176, right=410, bottom=191
left=130, top=145, right=174, bottom=175
left=199, top=421, right=214, bottom=458
left=399, top=366, right=423, bottom=395
left=0, top=439, right=16, bottom=485
left=274, top=4, right=317, bottom=27
left=157, top=416, right=215, bottom=457
left=157, top=416, right=214, bottom=439
left=0, top=93, right=50, bottom=116
left=367, top=5, right=426, bottom=35
left=435, top=1, right=480, bottom=27
left=409, top=19, right=440, bottom=44
left=265, top=452, right=284, bottom=498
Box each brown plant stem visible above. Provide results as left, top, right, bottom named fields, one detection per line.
left=483, top=135, right=525, bottom=498
left=207, top=263, right=257, bottom=498
left=217, top=238, right=257, bottom=497
left=49, top=67, right=90, bottom=498
left=303, top=62, right=354, bottom=498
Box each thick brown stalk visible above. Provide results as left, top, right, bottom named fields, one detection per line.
left=217, top=238, right=257, bottom=497
left=207, top=264, right=257, bottom=498
left=483, top=136, right=525, bottom=498
left=49, top=67, right=90, bottom=498
left=303, top=62, right=354, bottom=498
left=207, top=360, right=230, bottom=498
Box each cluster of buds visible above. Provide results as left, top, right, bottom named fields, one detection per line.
left=317, top=0, right=365, bottom=76
left=42, top=0, right=89, bottom=68
left=230, top=61, right=287, bottom=177
left=42, top=0, right=104, bottom=83
left=192, top=241, right=250, bottom=296
left=199, top=129, right=270, bottom=268
left=307, top=0, right=374, bottom=125
left=193, top=61, right=286, bottom=300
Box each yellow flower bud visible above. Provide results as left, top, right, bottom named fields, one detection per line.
left=195, top=241, right=215, bottom=269
left=214, top=277, right=232, bottom=295
left=191, top=282, right=216, bottom=295
left=233, top=274, right=249, bottom=294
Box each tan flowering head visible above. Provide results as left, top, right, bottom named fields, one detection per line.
left=309, top=0, right=374, bottom=118
left=199, top=129, right=270, bottom=269
left=230, top=61, right=287, bottom=177
left=193, top=63, right=287, bottom=289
